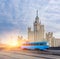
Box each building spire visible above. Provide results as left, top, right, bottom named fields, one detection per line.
left=36, top=10, right=38, bottom=17
left=35, top=10, right=39, bottom=22
left=36, top=10, right=39, bottom=18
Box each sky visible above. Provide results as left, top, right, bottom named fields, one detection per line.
left=0, top=0, right=60, bottom=42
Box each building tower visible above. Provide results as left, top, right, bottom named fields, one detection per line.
left=34, top=10, right=40, bottom=41
left=28, top=10, right=44, bottom=42
left=46, top=32, right=54, bottom=47
left=34, top=10, right=44, bottom=42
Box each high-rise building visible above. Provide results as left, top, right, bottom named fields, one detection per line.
left=28, top=10, right=44, bottom=42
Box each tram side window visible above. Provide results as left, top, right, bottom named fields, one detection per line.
left=30, top=43, right=40, bottom=46
left=31, top=43, right=45, bottom=46
left=23, top=43, right=46, bottom=46
left=40, top=43, right=46, bottom=45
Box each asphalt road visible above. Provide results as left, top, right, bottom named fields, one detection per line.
left=0, top=50, right=60, bottom=59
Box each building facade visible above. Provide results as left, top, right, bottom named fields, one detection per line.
left=54, top=38, right=60, bottom=47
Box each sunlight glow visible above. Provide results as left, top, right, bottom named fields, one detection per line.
left=7, top=40, right=18, bottom=47
left=1, top=33, right=28, bottom=50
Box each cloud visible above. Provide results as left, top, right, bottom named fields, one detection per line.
left=0, top=0, right=60, bottom=40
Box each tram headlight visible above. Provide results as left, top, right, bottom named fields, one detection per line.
left=47, top=43, right=49, bottom=46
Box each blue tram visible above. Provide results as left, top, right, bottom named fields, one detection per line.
left=21, top=41, right=49, bottom=50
